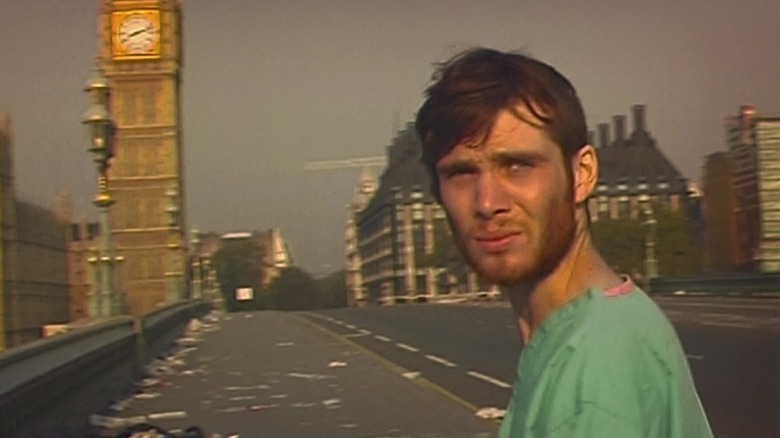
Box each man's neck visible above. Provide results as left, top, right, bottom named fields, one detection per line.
left=505, top=229, right=621, bottom=343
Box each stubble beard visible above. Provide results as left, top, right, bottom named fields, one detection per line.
left=454, top=202, right=577, bottom=288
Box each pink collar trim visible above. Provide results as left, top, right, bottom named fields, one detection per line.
left=603, top=277, right=634, bottom=297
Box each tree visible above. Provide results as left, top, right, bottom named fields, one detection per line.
left=591, top=217, right=645, bottom=276
left=316, top=270, right=348, bottom=309
left=212, top=238, right=266, bottom=311
left=592, top=205, right=703, bottom=278
left=267, top=266, right=318, bottom=310
left=654, top=206, right=703, bottom=276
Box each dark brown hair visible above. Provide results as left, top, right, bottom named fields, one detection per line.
left=415, top=48, right=588, bottom=197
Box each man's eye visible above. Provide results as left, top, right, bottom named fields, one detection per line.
left=506, top=161, right=531, bottom=173
left=440, top=167, right=474, bottom=180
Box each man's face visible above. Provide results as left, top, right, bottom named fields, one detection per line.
left=435, top=107, right=576, bottom=286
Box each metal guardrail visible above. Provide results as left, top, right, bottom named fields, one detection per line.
left=0, top=299, right=212, bottom=438
left=650, top=272, right=780, bottom=296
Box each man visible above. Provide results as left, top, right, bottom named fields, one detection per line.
left=415, top=48, right=713, bottom=437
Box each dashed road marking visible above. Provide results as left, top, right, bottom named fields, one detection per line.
left=467, top=371, right=511, bottom=389
left=686, top=354, right=705, bottom=361
left=358, top=329, right=372, bottom=335
left=396, top=342, right=420, bottom=353
left=425, top=354, right=457, bottom=368
left=345, top=324, right=357, bottom=330
left=701, top=321, right=753, bottom=329
left=374, top=335, right=391, bottom=342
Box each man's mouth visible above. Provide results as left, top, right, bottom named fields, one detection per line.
left=474, top=232, right=520, bottom=253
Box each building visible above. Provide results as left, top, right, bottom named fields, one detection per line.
left=345, top=169, right=377, bottom=306
left=354, top=124, right=481, bottom=305
left=215, top=229, right=292, bottom=289
left=702, top=152, right=740, bottom=271
left=0, top=115, right=69, bottom=351
left=588, top=104, right=693, bottom=222
left=705, top=105, right=780, bottom=272
left=95, top=1, right=187, bottom=314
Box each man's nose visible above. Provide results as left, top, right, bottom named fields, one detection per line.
left=475, top=171, right=510, bottom=219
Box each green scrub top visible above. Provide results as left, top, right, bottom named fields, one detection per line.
left=499, top=282, right=713, bottom=437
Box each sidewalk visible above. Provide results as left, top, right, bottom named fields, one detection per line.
left=94, top=311, right=499, bottom=438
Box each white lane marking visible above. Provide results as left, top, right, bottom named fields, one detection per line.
left=345, top=324, right=357, bottom=330
left=396, top=342, right=420, bottom=353
left=344, top=333, right=369, bottom=338
left=686, top=354, right=705, bottom=361
left=701, top=321, right=753, bottom=329
left=333, top=320, right=345, bottom=326
left=424, top=354, right=457, bottom=368
left=467, top=371, right=512, bottom=389
left=374, top=335, right=391, bottom=342
left=358, top=329, right=372, bottom=335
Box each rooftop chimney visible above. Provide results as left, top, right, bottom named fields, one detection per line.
left=597, top=123, right=610, bottom=148
left=632, top=104, right=646, bottom=133
left=613, top=115, right=626, bottom=145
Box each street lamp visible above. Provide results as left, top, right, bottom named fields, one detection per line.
left=643, top=202, right=659, bottom=291
left=82, top=67, right=122, bottom=317
left=165, top=186, right=182, bottom=303
left=191, top=229, right=202, bottom=300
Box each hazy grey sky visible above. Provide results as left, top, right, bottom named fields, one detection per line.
left=1, top=0, right=778, bottom=274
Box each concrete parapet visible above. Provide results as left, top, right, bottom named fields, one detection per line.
left=0, top=299, right=212, bottom=438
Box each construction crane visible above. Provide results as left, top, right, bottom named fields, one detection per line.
left=304, top=156, right=386, bottom=171
left=304, top=156, right=386, bottom=195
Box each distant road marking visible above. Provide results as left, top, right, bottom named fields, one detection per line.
left=345, top=324, right=357, bottom=330
left=467, top=371, right=511, bottom=389
left=333, top=320, right=345, bottom=326
left=374, top=335, right=391, bottom=342
left=701, top=321, right=753, bottom=329
left=425, top=354, right=457, bottom=368
left=358, top=329, right=372, bottom=335
left=396, top=342, right=420, bottom=353
left=686, top=354, right=705, bottom=361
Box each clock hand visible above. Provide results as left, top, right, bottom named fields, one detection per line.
left=129, top=28, right=146, bottom=38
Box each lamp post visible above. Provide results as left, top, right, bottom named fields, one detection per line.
left=643, top=203, right=659, bottom=291
left=191, top=229, right=202, bottom=300
left=82, top=67, right=121, bottom=317
left=165, top=186, right=182, bottom=303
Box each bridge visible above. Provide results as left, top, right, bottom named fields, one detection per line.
left=0, top=276, right=778, bottom=437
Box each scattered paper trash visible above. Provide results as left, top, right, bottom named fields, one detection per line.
left=321, top=398, right=341, bottom=408
left=147, top=411, right=187, bottom=420
left=475, top=407, right=506, bottom=420
left=328, top=361, right=347, bottom=368
left=288, top=372, right=330, bottom=381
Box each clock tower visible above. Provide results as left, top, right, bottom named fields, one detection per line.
left=96, top=0, right=185, bottom=314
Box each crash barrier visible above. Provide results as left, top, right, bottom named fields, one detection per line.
left=649, top=272, right=780, bottom=296
left=0, top=299, right=211, bottom=438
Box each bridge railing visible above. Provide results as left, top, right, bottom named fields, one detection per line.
left=0, top=299, right=212, bottom=438
left=650, top=272, right=780, bottom=296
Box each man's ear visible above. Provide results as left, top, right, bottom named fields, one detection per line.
left=572, top=145, right=598, bottom=204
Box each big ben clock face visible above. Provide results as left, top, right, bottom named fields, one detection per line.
left=111, top=10, right=161, bottom=59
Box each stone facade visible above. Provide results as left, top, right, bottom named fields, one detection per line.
left=717, top=105, right=780, bottom=272
left=0, top=116, right=69, bottom=351
left=95, top=0, right=186, bottom=314
left=354, top=124, right=482, bottom=305
left=588, top=105, right=693, bottom=222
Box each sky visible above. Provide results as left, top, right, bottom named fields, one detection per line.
left=1, top=0, right=778, bottom=275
